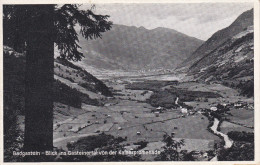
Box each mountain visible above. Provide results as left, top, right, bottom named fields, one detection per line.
left=177, top=9, right=253, bottom=71
left=187, top=25, right=254, bottom=97
left=78, top=24, right=204, bottom=71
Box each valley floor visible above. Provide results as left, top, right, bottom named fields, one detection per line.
left=17, top=76, right=254, bottom=161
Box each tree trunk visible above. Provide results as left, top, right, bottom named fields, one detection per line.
left=24, top=5, right=54, bottom=152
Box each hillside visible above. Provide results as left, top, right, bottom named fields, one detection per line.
left=78, top=24, right=204, bottom=71
left=177, top=9, right=253, bottom=71
left=3, top=46, right=113, bottom=114
left=54, top=57, right=112, bottom=98
left=187, top=25, right=254, bottom=97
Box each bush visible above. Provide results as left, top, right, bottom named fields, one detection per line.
left=53, top=80, right=82, bottom=108
left=147, top=87, right=221, bottom=109
left=134, top=141, right=148, bottom=150
left=227, top=131, right=254, bottom=142
left=218, top=141, right=254, bottom=161
left=60, top=134, right=141, bottom=161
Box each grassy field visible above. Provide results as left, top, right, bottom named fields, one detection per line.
left=226, top=108, right=254, bottom=128
left=220, top=121, right=253, bottom=134
left=49, top=79, right=253, bottom=156
left=145, top=114, right=220, bottom=140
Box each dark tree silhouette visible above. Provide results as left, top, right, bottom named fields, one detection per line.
left=155, top=134, right=185, bottom=161
left=3, top=4, right=112, bottom=154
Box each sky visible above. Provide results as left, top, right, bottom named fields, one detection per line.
left=81, top=3, right=253, bottom=40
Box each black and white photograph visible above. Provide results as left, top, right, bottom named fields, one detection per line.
left=2, top=1, right=258, bottom=162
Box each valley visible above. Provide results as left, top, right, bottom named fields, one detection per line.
left=44, top=74, right=253, bottom=161
left=4, top=6, right=255, bottom=162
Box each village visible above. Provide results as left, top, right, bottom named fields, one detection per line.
left=46, top=79, right=254, bottom=161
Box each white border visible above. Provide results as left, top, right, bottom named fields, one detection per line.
left=0, top=0, right=259, bottom=165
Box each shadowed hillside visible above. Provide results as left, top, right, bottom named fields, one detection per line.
left=3, top=46, right=113, bottom=115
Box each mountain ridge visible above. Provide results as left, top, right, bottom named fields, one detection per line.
left=177, top=8, right=253, bottom=71
left=78, top=24, right=204, bottom=71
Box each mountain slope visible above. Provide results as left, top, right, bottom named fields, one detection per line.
left=177, top=9, right=253, bottom=71
left=54, top=57, right=112, bottom=98
left=78, top=24, right=203, bottom=71
left=3, top=46, right=113, bottom=114
left=187, top=25, right=254, bottom=97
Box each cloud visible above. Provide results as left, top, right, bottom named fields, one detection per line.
left=81, top=3, right=253, bottom=40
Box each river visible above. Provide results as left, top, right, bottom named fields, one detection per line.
left=210, top=118, right=233, bottom=161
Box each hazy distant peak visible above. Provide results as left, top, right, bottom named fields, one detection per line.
left=138, top=26, right=147, bottom=30
left=152, top=26, right=178, bottom=33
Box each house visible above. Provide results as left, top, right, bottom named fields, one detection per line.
left=105, top=103, right=112, bottom=107
left=189, top=111, right=195, bottom=115
left=181, top=108, right=188, bottom=114
left=156, top=106, right=163, bottom=110
left=155, top=112, right=160, bottom=117
left=210, top=107, right=218, bottom=111
left=222, top=103, right=227, bottom=107
left=136, top=132, right=141, bottom=135
left=234, top=103, right=243, bottom=108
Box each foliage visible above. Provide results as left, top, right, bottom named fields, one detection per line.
left=125, top=80, right=179, bottom=92
left=133, top=141, right=148, bottom=150
left=229, top=32, right=253, bottom=51
left=61, top=133, right=141, bottom=161
left=53, top=80, right=82, bottom=108
left=4, top=50, right=100, bottom=110
left=4, top=51, right=25, bottom=114
left=4, top=107, right=24, bottom=162
left=148, top=86, right=221, bottom=109
left=55, top=79, right=101, bottom=107
left=55, top=56, right=82, bottom=70
left=55, top=56, right=113, bottom=97
left=218, top=131, right=254, bottom=161
left=148, top=90, right=178, bottom=109
left=79, top=81, right=113, bottom=97
left=223, top=79, right=254, bottom=98
left=227, top=131, right=254, bottom=143
left=3, top=4, right=112, bottom=61
left=180, top=150, right=195, bottom=161
left=4, top=50, right=25, bottom=161
left=3, top=4, right=112, bottom=158
left=218, top=141, right=254, bottom=161
left=155, top=134, right=185, bottom=161
left=237, top=79, right=254, bottom=97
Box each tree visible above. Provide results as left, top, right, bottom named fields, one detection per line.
left=155, top=134, right=185, bottom=161
left=3, top=4, right=112, bottom=153
left=218, top=141, right=254, bottom=161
